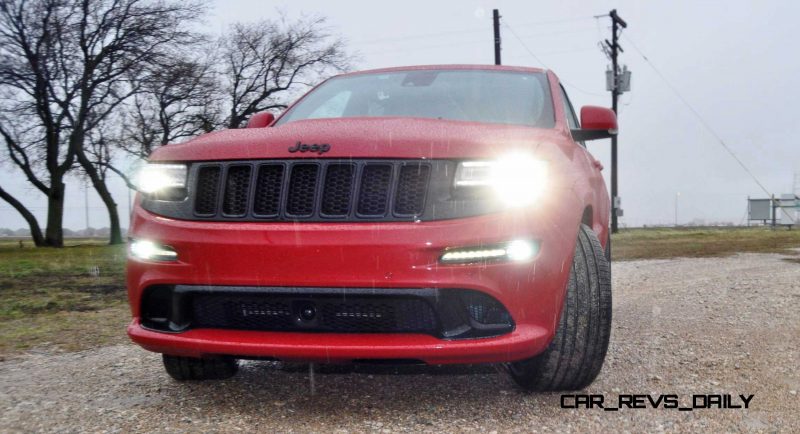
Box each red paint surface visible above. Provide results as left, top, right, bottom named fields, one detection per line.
left=245, top=111, right=274, bottom=128
left=127, top=65, right=611, bottom=364
left=580, top=105, right=618, bottom=131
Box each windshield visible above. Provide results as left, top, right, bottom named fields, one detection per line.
left=275, top=69, right=554, bottom=128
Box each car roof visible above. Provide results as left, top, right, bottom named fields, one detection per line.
left=338, top=64, right=548, bottom=77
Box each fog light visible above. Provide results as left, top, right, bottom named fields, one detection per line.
left=440, top=239, right=538, bottom=264
left=505, top=240, right=535, bottom=261
left=129, top=239, right=178, bottom=262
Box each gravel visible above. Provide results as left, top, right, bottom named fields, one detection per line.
left=1, top=253, right=799, bottom=432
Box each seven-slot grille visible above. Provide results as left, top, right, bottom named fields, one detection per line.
left=192, top=160, right=431, bottom=221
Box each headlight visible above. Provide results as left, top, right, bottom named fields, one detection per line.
left=134, top=163, right=187, bottom=198
left=454, top=154, right=548, bottom=207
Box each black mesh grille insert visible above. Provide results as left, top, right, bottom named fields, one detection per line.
left=357, top=164, right=392, bottom=216
left=192, top=295, right=294, bottom=330
left=394, top=164, right=431, bottom=215
left=190, top=293, right=437, bottom=334
left=321, top=299, right=436, bottom=332
left=286, top=164, right=319, bottom=216
left=194, top=166, right=221, bottom=215
left=462, top=291, right=513, bottom=326
left=222, top=165, right=252, bottom=216
left=321, top=164, right=355, bottom=216
left=253, top=164, right=284, bottom=216
left=142, top=286, right=514, bottom=339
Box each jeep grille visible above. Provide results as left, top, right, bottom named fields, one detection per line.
left=190, top=160, right=430, bottom=221
left=140, top=159, right=499, bottom=222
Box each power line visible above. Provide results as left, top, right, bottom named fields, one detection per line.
left=352, top=27, right=486, bottom=46
left=350, top=16, right=596, bottom=46
left=512, top=16, right=596, bottom=28
left=558, top=82, right=607, bottom=98
left=360, top=33, right=597, bottom=58
left=358, top=36, right=487, bottom=56
left=500, top=20, right=547, bottom=67
left=621, top=33, right=774, bottom=198
left=504, top=46, right=598, bottom=59
left=622, top=33, right=795, bottom=222
left=501, top=19, right=606, bottom=97
left=499, top=26, right=597, bottom=40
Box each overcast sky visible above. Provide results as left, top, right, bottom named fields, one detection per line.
left=2, top=0, right=798, bottom=230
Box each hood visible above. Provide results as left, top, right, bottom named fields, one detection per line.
left=150, top=117, right=570, bottom=162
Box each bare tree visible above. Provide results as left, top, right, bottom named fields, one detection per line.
left=0, top=181, right=45, bottom=246
left=0, top=3, right=351, bottom=246
left=221, top=15, right=352, bottom=129
left=0, top=88, right=45, bottom=245
left=0, top=2, right=74, bottom=246
left=113, top=13, right=353, bottom=160
left=0, top=0, right=204, bottom=246
left=117, top=55, right=221, bottom=159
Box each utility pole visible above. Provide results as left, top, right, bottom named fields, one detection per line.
left=84, top=182, right=90, bottom=230
left=603, top=9, right=627, bottom=233
left=493, top=9, right=501, bottom=65
left=597, top=9, right=630, bottom=233
left=771, top=194, right=777, bottom=228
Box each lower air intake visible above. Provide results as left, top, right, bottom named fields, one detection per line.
left=141, top=286, right=514, bottom=339
left=191, top=293, right=438, bottom=334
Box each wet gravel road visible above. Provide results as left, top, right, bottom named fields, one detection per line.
left=1, top=253, right=799, bottom=432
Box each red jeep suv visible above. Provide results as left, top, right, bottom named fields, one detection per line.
left=127, top=65, right=617, bottom=391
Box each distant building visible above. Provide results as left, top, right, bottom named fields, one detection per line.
left=779, top=194, right=799, bottom=225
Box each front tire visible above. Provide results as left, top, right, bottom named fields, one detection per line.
left=162, top=354, right=238, bottom=381
left=507, top=224, right=612, bottom=391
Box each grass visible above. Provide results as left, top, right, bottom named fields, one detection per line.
left=0, top=239, right=128, bottom=356
left=0, top=227, right=798, bottom=357
left=611, top=226, right=800, bottom=261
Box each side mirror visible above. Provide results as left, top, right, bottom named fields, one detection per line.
left=246, top=111, right=275, bottom=128
left=571, top=106, right=618, bottom=141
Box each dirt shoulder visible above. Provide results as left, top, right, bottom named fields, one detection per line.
left=1, top=252, right=798, bottom=432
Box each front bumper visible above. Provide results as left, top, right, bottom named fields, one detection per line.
left=128, top=319, right=550, bottom=364
left=127, top=204, right=580, bottom=364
